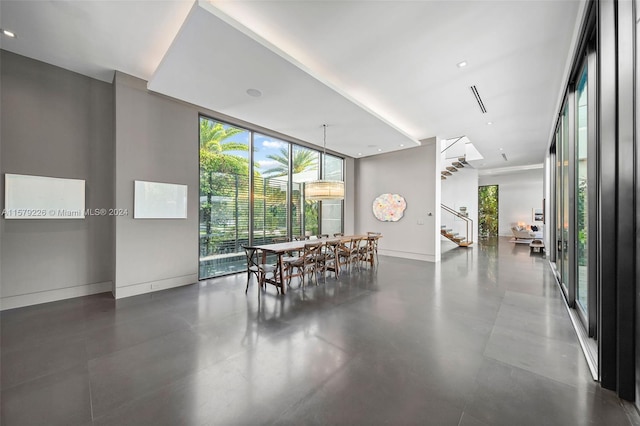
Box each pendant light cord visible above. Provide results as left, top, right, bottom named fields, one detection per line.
left=323, top=124, right=327, bottom=175
left=323, top=124, right=327, bottom=154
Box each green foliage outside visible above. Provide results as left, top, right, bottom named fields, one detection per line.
left=199, top=119, right=250, bottom=255
left=478, top=185, right=499, bottom=238
left=262, top=147, right=319, bottom=237
left=262, top=147, right=318, bottom=176
left=577, top=178, right=587, bottom=266
left=199, top=118, right=321, bottom=259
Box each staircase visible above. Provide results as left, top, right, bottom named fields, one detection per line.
left=441, top=204, right=473, bottom=247
left=441, top=156, right=468, bottom=180
left=440, top=137, right=473, bottom=247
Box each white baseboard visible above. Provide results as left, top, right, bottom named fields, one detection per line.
left=114, top=274, right=197, bottom=299
left=1, top=281, right=113, bottom=311
left=379, top=249, right=440, bottom=263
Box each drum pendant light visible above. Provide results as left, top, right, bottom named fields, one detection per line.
left=304, top=125, right=345, bottom=201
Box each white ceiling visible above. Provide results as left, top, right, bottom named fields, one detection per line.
left=0, top=0, right=584, bottom=168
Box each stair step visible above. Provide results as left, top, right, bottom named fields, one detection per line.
left=458, top=156, right=467, bottom=163
left=452, top=162, right=464, bottom=168
left=441, top=176, right=447, bottom=180
left=446, top=166, right=458, bottom=172
left=441, top=171, right=452, bottom=176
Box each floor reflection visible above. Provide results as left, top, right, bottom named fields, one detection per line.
left=0, top=239, right=632, bottom=425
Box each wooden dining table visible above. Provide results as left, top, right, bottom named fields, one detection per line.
left=248, top=234, right=380, bottom=294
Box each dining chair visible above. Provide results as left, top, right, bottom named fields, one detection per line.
left=271, top=237, right=291, bottom=256
left=333, top=233, right=344, bottom=237
left=243, top=246, right=278, bottom=294
left=367, top=232, right=382, bottom=266
left=355, top=237, right=372, bottom=269
left=323, top=239, right=340, bottom=280
left=337, top=237, right=361, bottom=274
left=283, top=241, right=323, bottom=287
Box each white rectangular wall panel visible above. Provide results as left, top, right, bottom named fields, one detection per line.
left=4, top=174, right=85, bottom=219
left=134, top=180, right=187, bottom=219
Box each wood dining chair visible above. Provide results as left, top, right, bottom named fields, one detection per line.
left=243, top=246, right=278, bottom=294
left=322, top=239, right=340, bottom=280
left=283, top=241, right=323, bottom=287
left=367, top=232, right=382, bottom=266
left=337, top=237, right=361, bottom=274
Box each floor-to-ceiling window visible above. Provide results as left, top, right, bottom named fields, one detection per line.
left=576, top=63, right=589, bottom=315
left=549, top=0, right=639, bottom=401
left=199, top=117, right=250, bottom=278
left=561, top=105, right=570, bottom=294
left=549, top=24, right=598, bottom=374
left=253, top=133, right=289, bottom=245
left=478, top=185, right=499, bottom=238
left=291, top=145, right=319, bottom=237
left=321, top=154, right=344, bottom=236
left=555, top=127, right=563, bottom=279
left=199, top=117, right=344, bottom=279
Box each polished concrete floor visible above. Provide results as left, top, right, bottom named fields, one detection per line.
left=1, top=238, right=635, bottom=425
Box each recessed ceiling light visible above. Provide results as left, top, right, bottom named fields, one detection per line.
left=487, top=121, right=493, bottom=125
left=457, top=61, right=467, bottom=68
left=499, top=148, right=503, bottom=151
left=246, top=88, right=262, bottom=98
left=399, top=144, right=404, bottom=147
left=378, top=149, right=382, bottom=152
left=358, top=153, right=362, bottom=156
left=2, top=29, right=16, bottom=38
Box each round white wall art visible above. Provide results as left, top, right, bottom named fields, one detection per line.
left=372, top=193, right=407, bottom=222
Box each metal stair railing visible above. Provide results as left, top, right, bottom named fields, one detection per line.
left=441, top=204, right=473, bottom=245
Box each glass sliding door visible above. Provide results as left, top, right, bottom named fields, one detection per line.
left=199, top=117, right=250, bottom=278
left=576, top=64, right=589, bottom=314
left=561, top=105, right=570, bottom=294
left=548, top=21, right=598, bottom=373
left=555, top=129, right=563, bottom=283
left=551, top=46, right=597, bottom=340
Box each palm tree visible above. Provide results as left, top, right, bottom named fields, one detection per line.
left=261, top=147, right=321, bottom=236
left=200, top=119, right=248, bottom=175
left=262, top=147, right=317, bottom=177
left=199, top=119, right=249, bottom=255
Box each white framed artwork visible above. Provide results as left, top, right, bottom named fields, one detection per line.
left=4, top=173, right=85, bottom=219
left=134, top=180, right=187, bottom=219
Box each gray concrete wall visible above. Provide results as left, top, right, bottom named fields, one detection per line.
left=113, top=72, right=199, bottom=298
left=0, top=51, right=114, bottom=309
left=354, top=141, right=440, bottom=262
left=0, top=52, right=357, bottom=306
left=343, top=156, right=355, bottom=235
